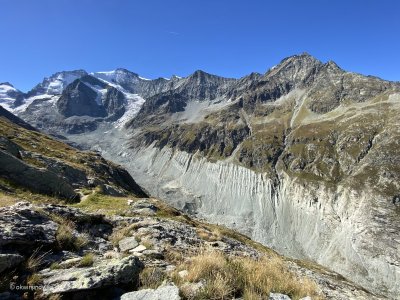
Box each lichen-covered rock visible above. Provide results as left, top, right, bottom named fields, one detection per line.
left=118, top=237, right=139, bottom=252
left=0, top=202, right=58, bottom=251
left=40, top=256, right=143, bottom=295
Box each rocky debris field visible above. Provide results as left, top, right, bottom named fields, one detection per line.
left=0, top=198, right=382, bottom=300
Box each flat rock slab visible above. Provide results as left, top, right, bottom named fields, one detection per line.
left=120, top=284, right=180, bottom=300
left=129, top=245, right=147, bottom=253
left=41, top=256, right=143, bottom=296
left=119, top=237, right=139, bottom=252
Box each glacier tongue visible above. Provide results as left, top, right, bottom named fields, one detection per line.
left=116, top=144, right=399, bottom=299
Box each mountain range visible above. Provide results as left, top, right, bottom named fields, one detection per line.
left=1, top=53, right=399, bottom=299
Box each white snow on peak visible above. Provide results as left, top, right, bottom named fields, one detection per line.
left=13, top=94, right=58, bottom=114
left=0, top=84, right=16, bottom=93
left=91, top=70, right=118, bottom=83
left=92, top=70, right=139, bottom=85
left=270, top=65, right=278, bottom=71
left=46, top=73, right=82, bottom=94
left=0, top=84, right=19, bottom=111
left=138, top=76, right=151, bottom=81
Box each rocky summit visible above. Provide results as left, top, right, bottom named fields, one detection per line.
left=1, top=53, right=399, bottom=299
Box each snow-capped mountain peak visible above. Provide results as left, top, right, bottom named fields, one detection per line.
left=0, top=82, right=24, bottom=111
left=28, top=70, right=88, bottom=97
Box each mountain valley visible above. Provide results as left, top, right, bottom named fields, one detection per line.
left=1, top=53, right=399, bottom=299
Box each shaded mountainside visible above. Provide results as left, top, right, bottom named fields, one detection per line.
left=0, top=110, right=147, bottom=200
left=0, top=105, right=37, bottom=131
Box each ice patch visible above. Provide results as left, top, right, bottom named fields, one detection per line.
left=46, top=73, right=82, bottom=94
left=13, top=94, right=58, bottom=113
left=114, top=94, right=145, bottom=129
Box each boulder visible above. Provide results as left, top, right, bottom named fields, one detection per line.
left=130, top=199, right=158, bottom=215
left=0, top=202, right=58, bottom=251
left=120, top=284, right=180, bottom=300
left=41, top=256, right=143, bottom=295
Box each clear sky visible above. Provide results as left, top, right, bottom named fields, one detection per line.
left=1, top=0, right=399, bottom=91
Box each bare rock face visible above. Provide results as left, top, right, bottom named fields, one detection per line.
left=57, top=79, right=107, bottom=118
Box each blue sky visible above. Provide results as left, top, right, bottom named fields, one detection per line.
left=1, top=0, right=399, bottom=91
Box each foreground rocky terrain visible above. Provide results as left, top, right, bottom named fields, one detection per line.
left=0, top=200, right=379, bottom=300
left=1, top=53, right=400, bottom=298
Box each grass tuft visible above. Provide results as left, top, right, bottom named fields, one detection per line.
left=139, top=267, right=166, bottom=289
left=78, top=253, right=95, bottom=267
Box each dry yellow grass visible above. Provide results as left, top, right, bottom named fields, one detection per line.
left=139, top=267, right=166, bottom=289
left=196, top=227, right=222, bottom=242
left=50, top=214, right=88, bottom=251
left=26, top=249, right=50, bottom=272
left=0, top=192, right=19, bottom=207
left=174, top=250, right=322, bottom=300
left=109, top=223, right=139, bottom=246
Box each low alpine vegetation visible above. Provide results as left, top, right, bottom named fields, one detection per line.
left=173, top=250, right=321, bottom=300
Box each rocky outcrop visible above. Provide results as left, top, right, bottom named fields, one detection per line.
left=40, top=256, right=143, bottom=296
left=0, top=202, right=58, bottom=252
left=0, top=149, right=78, bottom=200
left=269, top=293, right=292, bottom=300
